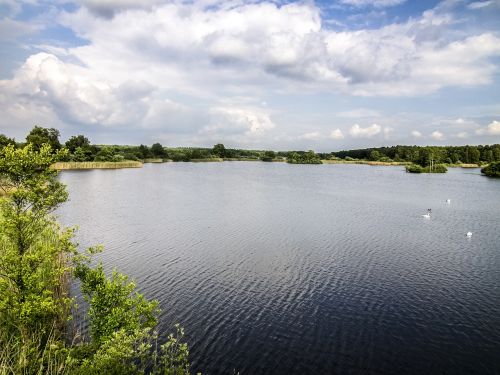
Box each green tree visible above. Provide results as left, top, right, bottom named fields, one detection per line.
left=369, top=150, right=381, bottom=161
left=151, top=143, right=166, bottom=158
left=261, top=150, right=276, bottom=161
left=0, top=134, right=16, bottom=148
left=138, top=144, right=151, bottom=159
left=212, top=143, right=226, bottom=158
left=0, top=144, right=72, bottom=369
left=0, top=143, right=192, bottom=374
left=66, top=135, right=91, bottom=153
left=481, top=161, right=500, bottom=177
left=94, top=146, right=115, bottom=161
left=26, top=126, right=61, bottom=151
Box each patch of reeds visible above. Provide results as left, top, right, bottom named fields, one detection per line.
left=51, top=161, right=143, bottom=170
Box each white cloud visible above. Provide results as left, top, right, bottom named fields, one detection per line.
left=339, top=0, right=407, bottom=8
left=201, top=106, right=275, bottom=142
left=411, top=130, right=422, bottom=138
left=431, top=130, right=444, bottom=140
left=299, top=131, right=322, bottom=141
left=79, top=0, right=165, bottom=18
left=467, top=1, right=493, bottom=10
left=475, top=120, right=500, bottom=135
left=330, top=128, right=345, bottom=139
left=349, top=123, right=382, bottom=138
left=53, top=1, right=500, bottom=98
left=455, top=132, right=468, bottom=138
left=1, top=0, right=500, bottom=147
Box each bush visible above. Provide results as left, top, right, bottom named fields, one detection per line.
left=429, top=164, right=447, bottom=173
left=481, top=161, right=500, bottom=177
left=406, top=164, right=423, bottom=173
left=406, top=163, right=447, bottom=173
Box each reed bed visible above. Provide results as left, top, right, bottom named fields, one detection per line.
left=52, top=161, right=143, bottom=170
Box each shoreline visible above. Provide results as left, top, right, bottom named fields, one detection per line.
left=51, top=159, right=482, bottom=170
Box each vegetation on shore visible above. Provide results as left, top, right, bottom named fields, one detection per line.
left=481, top=161, right=500, bottom=177
left=405, top=163, right=448, bottom=173
left=286, top=151, right=322, bottom=164
left=2, top=126, right=500, bottom=170
left=0, top=144, right=192, bottom=374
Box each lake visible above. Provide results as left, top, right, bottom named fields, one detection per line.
left=58, top=163, right=500, bottom=374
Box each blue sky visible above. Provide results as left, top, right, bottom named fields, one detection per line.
left=0, top=0, right=499, bottom=150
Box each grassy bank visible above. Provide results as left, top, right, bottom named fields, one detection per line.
left=52, top=161, right=143, bottom=170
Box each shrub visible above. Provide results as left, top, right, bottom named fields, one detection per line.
left=481, top=161, right=500, bottom=177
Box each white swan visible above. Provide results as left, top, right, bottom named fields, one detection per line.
left=446, top=199, right=451, bottom=204
left=466, top=232, right=472, bottom=237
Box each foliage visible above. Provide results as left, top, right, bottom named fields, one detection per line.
left=333, top=144, right=500, bottom=166
left=286, top=151, right=322, bottom=164
left=65, top=136, right=90, bottom=153
left=0, top=144, right=193, bottom=374
left=26, top=126, right=62, bottom=151
left=406, top=164, right=423, bottom=173
left=0, top=144, right=73, bottom=373
left=406, top=163, right=447, bottom=173
left=151, top=143, right=166, bottom=158
left=212, top=143, right=227, bottom=158
left=260, top=150, right=276, bottom=162
left=481, top=161, right=500, bottom=177
left=0, top=134, right=16, bottom=149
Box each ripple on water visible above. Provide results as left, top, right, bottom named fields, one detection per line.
left=58, top=164, right=500, bottom=374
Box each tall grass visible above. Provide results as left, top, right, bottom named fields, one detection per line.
left=51, top=161, right=142, bottom=170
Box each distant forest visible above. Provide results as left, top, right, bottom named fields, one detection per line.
left=2, top=126, right=500, bottom=167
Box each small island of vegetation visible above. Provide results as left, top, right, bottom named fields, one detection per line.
left=481, top=161, right=500, bottom=177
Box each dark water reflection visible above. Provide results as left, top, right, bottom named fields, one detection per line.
left=58, top=163, right=500, bottom=374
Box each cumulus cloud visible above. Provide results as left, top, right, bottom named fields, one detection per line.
left=475, top=120, right=500, bottom=135
left=79, top=0, right=164, bottom=18
left=339, top=0, right=407, bottom=8
left=431, top=130, right=444, bottom=140
left=297, top=131, right=321, bottom=141
left=1, top=0, right=500, bottom=147
left=54, top=1, right=500, bottom=97
left=455, top=132, right=468, bottom=139
left=330, top=129, right=345, bottom=139
left=411, top=130, right=422, bottom=138
left=200, top=106, right=275, bottom=142
left=349, top=123, right=382, bottom=138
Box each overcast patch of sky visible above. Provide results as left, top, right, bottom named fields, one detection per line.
left=0, top=0, right=499, bottom=150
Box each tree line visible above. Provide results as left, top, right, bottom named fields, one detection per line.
left=2, top=126, right=500, bottom=168
left=330, top=144, right=500, bottom=166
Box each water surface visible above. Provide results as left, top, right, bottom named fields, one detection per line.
left=58, top=163, right=500, bottom=374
